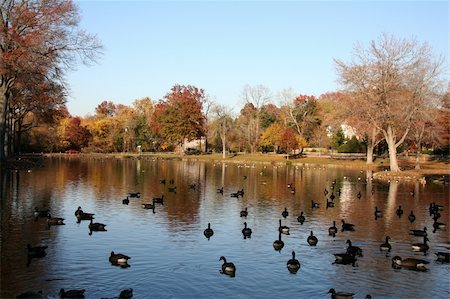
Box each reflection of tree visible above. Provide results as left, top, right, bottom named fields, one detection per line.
left=386, top=181, right=399, bottom=223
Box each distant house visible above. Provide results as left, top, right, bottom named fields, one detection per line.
left=184, top=136, right=206, bottom=152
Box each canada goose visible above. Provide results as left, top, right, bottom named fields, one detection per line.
left=435, top=252, right=449, bottom=263
left=141, top=199, right=156, bottom=210
left=109, top=251, right=131, bottom=265
left=118, top=288, right=133, bottom=299
left=410, top=227, right=427, bottom=237
left=59, top=288, right=85, bottom=298
left=290, top=187, right=296, bottom=194
left=287, top=183, right=293, bottom=188
left=189, top=183, right=196, bottom=190
left=240, top=208, right=248, bottom=217
left=297, top=212, right=305, bottom=224
left=356, top=191, right=362, bottom=199
left=433, top=219, right=446, bottom=231
left=74, top=206, right=84, bottom=217
left=411, top=236, right=429, bottom=253
left=237, top=189, right=244, bottom=196
left=333, top=252, right=357, bottom=266
left=311, top=200, right=320, bottom=209
left=217, top=187, right=224, bottom=194
left=273, top=232, right=284, bottom=251
left=326, top=198, right=334, bottom=208
left=278, top=219, right=290, bottom=235
left=204, top=223, right=214, bottom=240
left=34, top=207, right=49, bottom=218
left=330, top=193, right=335, bottom=200
left=122, top=197, right=129, bottom=205
left=327, top=288, right=354, bottom=299
left=346, top=240, right=363, bottom=257
left=160, top=179, right=166, bottom=184
left=88, top=218, right=107, bottom=231
left=324, top=188, right=329, bottom=195
left=307, top=231, right=318, bottom=246
left=47, top=214, right=65, bottom=226
left=282, top=208, right=289, bottom=218
left=329, top=221, right=338, bottom=236
left=391, top=256, right=429, bottom=271
left=27, top=244, right=47, bottom=258
left=374, top=206, right=382, bottom=218
left=242, top=222, right=252, bottom=238
left=341, top=220, right=355, bottom=232
left=230, top=192, right=239, bottom=198
left=380, top=236, right=391, bottom=252
left=408, top=211, right=416, bottom=223
left=396, top=205, right=404, bottom=217
left=75, top=208, right=95, bottom=221
left=128, top=192, right=140, bottom=198
left=219, top=256, right=236, bottom=277
left=286, top=251, right=300, bottom=273
left=168, top=186, right=177, bottom=193
left=153, top=194, right=164, bottom=205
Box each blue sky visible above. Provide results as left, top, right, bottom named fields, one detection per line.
left=67, top=0, right=449, bottom=117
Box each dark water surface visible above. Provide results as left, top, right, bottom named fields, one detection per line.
left=1, top=157, right=449, bottom=298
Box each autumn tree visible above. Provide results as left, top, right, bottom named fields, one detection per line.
left=0, top=0, right=102, bottom=163
left=57, top=116, right=90, bottom=151
left=151, top=85, right=205, bottom=153
left=132, top=97, right=154, bottom=151
left=210, top=104, right=234, bottom=158
left=335, top=34, right=445, bottom=171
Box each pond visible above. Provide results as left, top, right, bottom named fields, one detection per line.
left=1, top=157, right=448, bottom=298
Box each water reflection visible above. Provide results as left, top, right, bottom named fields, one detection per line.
left=0, top=158, right=448, bottom=299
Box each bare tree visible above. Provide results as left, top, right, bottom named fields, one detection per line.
left=211, top=104, right=234, bottom=158
left=335, top=33, right=445, bottom=171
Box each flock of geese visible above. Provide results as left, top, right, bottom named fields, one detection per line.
left=25, top=174, right=449, bottom=299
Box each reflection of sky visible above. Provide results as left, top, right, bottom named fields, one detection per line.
left=1, top=159, right=449, bottom=299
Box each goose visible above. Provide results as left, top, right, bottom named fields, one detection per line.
left=411, top=236, right=429, bottom=253
left=59, top=288, right=85, bottom=298
left=189, top=183, right=197, bottom=190
left=240, top=207, right=248, bottom=217
left=307, top=231, right=318, bottom=246
left=286, top=251, right=301, bottom=273
left=328, top=221, right=338, bottom=236
left=88, top=218, right=107, bottom=232
left=380, top=236, right=391, bottom=252
left=356, top=191, right=362, bottom=199
left=153, top=194, right=164, bottom=205
left=278, top=219, right=290, bottom=235
left=341, top=220, right=355, bottom=232
left=408, top=211, right=416, bottom=223
left=219, top=256, right=236, bottom=277
left=327, top=288, right=354, bottom=299
left=168, top=186, right=177, bottom=193
left=76, top=209, right=95, bottom=221
left=74, top=206, right=84, bottom=217
left=109, top=251, right=131, bottom=265
left=287, top=183, right=293, bottom=188
left=237, top=189, right=244, bottom=196
left=290, top=187, right=296, bottom=194
left=324, top=188, right=329, bottom=195
left=333, top=252, right=357, bottom=266
left=410, top=227, right=427, bottom=237
left=47, top=214, right=65, bottom=226
left=273, top=232, right=284, bottom=251
left=122, top=197, right=129, bottom=205
left=242, top=222, right=252, bottom=238
left=281, top=208, right=289, bottom=218
left=396, top=205, right=404, bottom=217
left=128, top=192, right=140, bottom=198
left=435, top=252, right=449, bottom=263
left=160, top=179, right=166, bottom=184
left=326, top=198, right=334, bottom=208
left=346, top=240, right=363, bottom=257
left=297, top=212, right=305, bottom=224
left=27, top=244, right=47, bottom=258
left=118, top=288, right=133, bottom=299
left=374, top=206, right=382, bottom=218
left=330, top=193, right=335, bottom=200
left=433, top=219, right=446, bottom=231
left=311, top=200, right=320, bottom=209
left=34, top=207, right=50, bottom=218
left=204, top=223, right=214, bottom=240
left=141, top=199, right=156, bottom=210
left=217, top=187, right=224, bottom=194
left=230, top=192, right=239, bottom=198
left=391, top=256, right=429, bottom=271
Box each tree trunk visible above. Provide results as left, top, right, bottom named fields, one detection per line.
left=366, top=143, right=374, bottom=164
left=384, top=125, right=401, bottom=172
left=0, top=86, right=10, bottom=164
left=415, top=149, right=421, bottom=170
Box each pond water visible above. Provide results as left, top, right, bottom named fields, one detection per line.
left=1, top=157, right=448, bottom=299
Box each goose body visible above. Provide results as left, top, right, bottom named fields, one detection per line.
left=219, top=256, right=236, bottom=276
left=380, top=236, right=391, bottom=252
left=435, top=252, right=449, bottom=263
left=118, top=288, right=133, bottom=299
left=392, top=256, right=429, bottom=271
left=329, top=221, right=338, bottom=236
left=396, top=205, right=404, bottom=217
left=328, top=288, right=354, bottom=299
left=122, top=197, right=129, bottom=205
left=240, top=208, right=248, bottom=217
left=297, top=212, right=305, bottom=224
left=356, top=191, right=362, bottom=199
left=411, top=236, right=429, bottom=252
left=341, top=220, right=355, bottom=231
left=326, top=198, right=335, bottom=208
left=374, top=206, right=382, bottom=218
left=47, top=214, right=65, bottom=225
left=59, top=288, right=85, bottom=298
left=346, top=240, right=363, bottom=257
left=27, top=244, right=48, bottom=258
left=408, top=211, right=416, bottom=223
left=273, top=232, right=284, bottom=251
left=217, top=187, right=224, bottom=194
left=76, top=210, right=95, bottom=221
left=109, top=251, right=131, bottom=265
left=281, top=208, right=289, bottom=218
left=89, top=219, right=107, bottom=231
left=410, top=227, right=427, bottom=237
left=204, top=223, right=214, bottom=239
left=333, top=252, right=357, bottom=266
left=307, top=231, right=318, bottom=246
left=153, top=195, right=164, bottom=205
left=278, top=219, right=290, bottom=235
left=286, top=251, right=300, bottom=273
left=128, top=192, right=140, bottom=198
left=311, top=200, right=320, bottom=208
left=242, top=222, right=252, bottom=238
left=141, top=199, right=155, bottom=210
